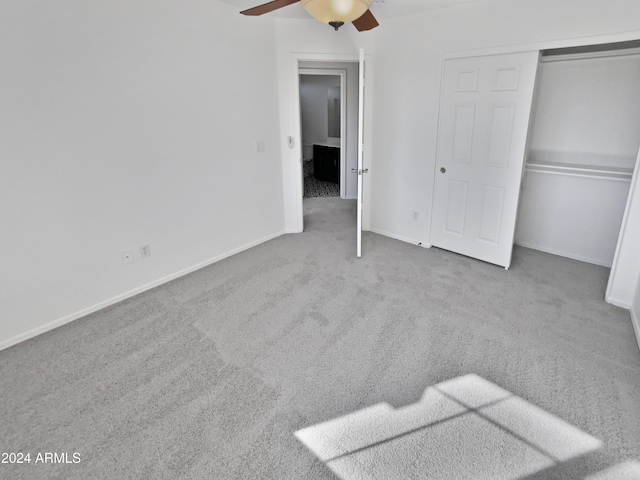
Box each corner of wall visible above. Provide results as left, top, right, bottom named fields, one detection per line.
left=630, top=276, right=640, bottom=354
left=631, top=309, right=640, bottom=354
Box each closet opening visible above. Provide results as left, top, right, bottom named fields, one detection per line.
left=515, top=40, right=640, bottom=268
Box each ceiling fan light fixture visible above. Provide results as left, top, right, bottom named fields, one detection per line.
left=301, top=0, right=372, bottom=26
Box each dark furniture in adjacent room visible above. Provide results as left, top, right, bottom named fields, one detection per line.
left=313, top=144, right=340, bottom=184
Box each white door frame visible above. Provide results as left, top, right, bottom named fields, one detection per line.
left=298, top=68, right=347, bottom=198
left=357, top=48, right=365, bottom=257
left=289, top=52, right=372, bottom=234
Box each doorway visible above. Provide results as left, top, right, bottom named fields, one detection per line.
left=299, top=71, right=345, bottom=199
left=298, top=62, right=360, bottom=202
left=286, top=52, right=371, bottom=257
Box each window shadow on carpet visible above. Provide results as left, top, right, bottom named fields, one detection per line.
left=295, top=374, right=605, bottom=480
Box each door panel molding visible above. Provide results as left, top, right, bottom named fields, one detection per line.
left=487, top=104, right=516, bottom=168
left=444, top=180, right=469, bottom=236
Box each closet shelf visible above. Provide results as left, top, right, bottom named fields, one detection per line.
left=525, top=159, right=633, bottom=181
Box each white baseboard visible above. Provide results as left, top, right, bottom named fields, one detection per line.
left=630, top=303, right=640, bottom=354
left=514, top=241, right=612, bottom=268
left=367, top=227, right=429, bottom=248
left=605, top=296, right=639, bottom=356
left=605, top=294, right=632, bottom=310
left=0, top=230, right=285, bottom=352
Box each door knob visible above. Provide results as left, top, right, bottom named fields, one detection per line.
left=440, top=167, right=446, bottom=173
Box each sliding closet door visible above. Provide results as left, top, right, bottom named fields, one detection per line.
left=430, top=51, right=539, bottom=268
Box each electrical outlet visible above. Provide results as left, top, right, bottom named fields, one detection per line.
left=256, top=141, right=266, bottom=153
left=140, top=244, right=151, bottom=259
left=121, top=250, right=134, bottom=264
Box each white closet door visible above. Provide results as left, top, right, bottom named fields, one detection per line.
left=430, top=51, right=539, bottom=268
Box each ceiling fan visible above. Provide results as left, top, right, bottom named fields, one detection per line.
left=241, top=0, right=379, bottom=32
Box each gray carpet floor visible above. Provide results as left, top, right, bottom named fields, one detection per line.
left=1, top=197, right=640, bottom=480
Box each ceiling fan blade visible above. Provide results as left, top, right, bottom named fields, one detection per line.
left=240, top=0, right=300, bottom=16
left=352, top=9, right=379, bottom=31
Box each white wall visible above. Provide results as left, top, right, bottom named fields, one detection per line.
left=368, top=0, right=640, bottom=276
left=516, top=173, right=631, bottom=266
left=0, top=0, right=284, bottom=349
left=530, top=54, right=640, bottom=168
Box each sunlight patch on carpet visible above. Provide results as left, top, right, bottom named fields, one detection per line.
left=295, top=374, right=602, bottom=480
left=585, top=460, right=640, bottom=479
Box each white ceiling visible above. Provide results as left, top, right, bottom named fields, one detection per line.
left=220, top=0, right=481, bottom=21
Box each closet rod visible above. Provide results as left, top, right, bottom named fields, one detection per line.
left=525, top=164, right=633, bottom=182
left=541, top=47, right=640, bottom=62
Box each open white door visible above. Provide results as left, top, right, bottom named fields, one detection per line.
left=430, top=51, right=539, bottom=268
left=356, top=48, right=366, bottom=257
